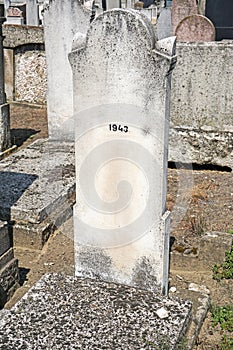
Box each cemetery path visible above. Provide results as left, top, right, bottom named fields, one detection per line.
left=4, top=103, right=233, bottom=349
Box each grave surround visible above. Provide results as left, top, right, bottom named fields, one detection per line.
left=0, top=221, right=19, bottom=308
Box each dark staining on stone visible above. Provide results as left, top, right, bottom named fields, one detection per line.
left=78, top=247, right=113, bottom=279
left=132, top=256, right=158, bottom=291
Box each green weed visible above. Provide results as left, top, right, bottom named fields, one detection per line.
left=213, top=249, right=233, bottom=281
left=211, top=305, right=233, bottom=332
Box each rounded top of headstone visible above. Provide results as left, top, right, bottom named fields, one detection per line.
left=171, top=0, right=197, bottom=34
left=175, top=14, right=216, bottom=42
left=88, top=9, right=157, bottom=50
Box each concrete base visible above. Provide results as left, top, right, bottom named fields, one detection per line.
left=0, top=273, right=192, bottom=349
left=0, top=138, right=75, bottom=249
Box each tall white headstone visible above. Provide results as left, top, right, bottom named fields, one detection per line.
left=69, top=9, right=176, bottom=294
left=43, top=0, right=90, bottom=140
left=26, top=0, right=39, bottom=26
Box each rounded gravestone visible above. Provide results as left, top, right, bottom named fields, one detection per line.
left=175, top=14, right=216, bottom=41
left=171, top=0, right=197, bottom=35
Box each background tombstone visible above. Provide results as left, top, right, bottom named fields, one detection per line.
left=171, top=0, right=197, bottom=34
left=157, top=7, right=172, bottom=39
left=26, top=0, right=39, bottom=26
left=205, top=0, right=233, bottom=41
left=69, top=9, right=176, bottom=294
left=175, top=14, right=215, bottom=41
left=0, top=4, right=10, bottom=153
left=43, top=0, right=90, bottom=141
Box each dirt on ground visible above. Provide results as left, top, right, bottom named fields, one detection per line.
left=4, top=103, right=233, bottom=349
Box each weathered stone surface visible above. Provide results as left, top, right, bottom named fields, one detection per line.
left=175, top=14, right=215, bottom=42
left=0, top=218, right=19, bottom=308
left=0, top=139, right=75, bottom=248
left=0, top=221, right=10, bottom=256
left=3, top=48, right=13, bottom=100
left=0, top=257, right=19, bottom=308
left=169, top=127, right=233, bottom=169
left=3, top=24, right=44, bottom=48
left=0, top=248, right=14, bottom=271
left=15, top=46, right=47, bottom=104
left=0, top=273, right=192, bottom=349
left=43, top=0, right=90, bottom=140
left=171, top=0, right=197, bottom=34
left=70, top=9, right=176, bottom=293
left=170, top=41, right=233, bottom=167
left=0, top=104, right=10, bottom=153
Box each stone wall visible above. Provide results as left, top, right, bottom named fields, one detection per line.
left=3, top=24, right=44, bottom=48
left=169, top=41, right=233, bottom=168
left=14, top=45, right=47, bottom=104
left=3, top=24, right=47, bottom=105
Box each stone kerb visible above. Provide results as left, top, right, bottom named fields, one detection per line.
left=0, top=221, right=19, bottom=308
left=175, top=14, right=215, bottom=42
left=43, top=0, right=91, bottom=141
left=69, top=9, right=176, bottom=294
left=171, top=0, right=197, bottom=35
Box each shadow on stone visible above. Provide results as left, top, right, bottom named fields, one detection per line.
left=0, top=171, right=38, bottom=221
left=10, top=128, right=40, bottom=147
left=18, top=267, right=30, bottom=286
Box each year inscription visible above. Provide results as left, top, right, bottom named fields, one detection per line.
left=109, top=124, right=128, bottom=133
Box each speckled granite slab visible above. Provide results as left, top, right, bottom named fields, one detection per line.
left=0, top=139, right=75, bottom=248
left=0, top=273, right=192, bottom=349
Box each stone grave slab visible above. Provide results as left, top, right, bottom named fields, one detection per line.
left=175, top=14, right=215, bottom=41
left=0, top=273, right=192, bottom=349
left=69, top=9, right=177, bottom=294
left=171, top=0, right=197, bottom=34
left=0, top=139, right=75, bottom=249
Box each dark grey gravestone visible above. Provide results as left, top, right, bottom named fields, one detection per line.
left=205, top=0, right=233, bottom=40
left=0, top=273, right=192, bottom=349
